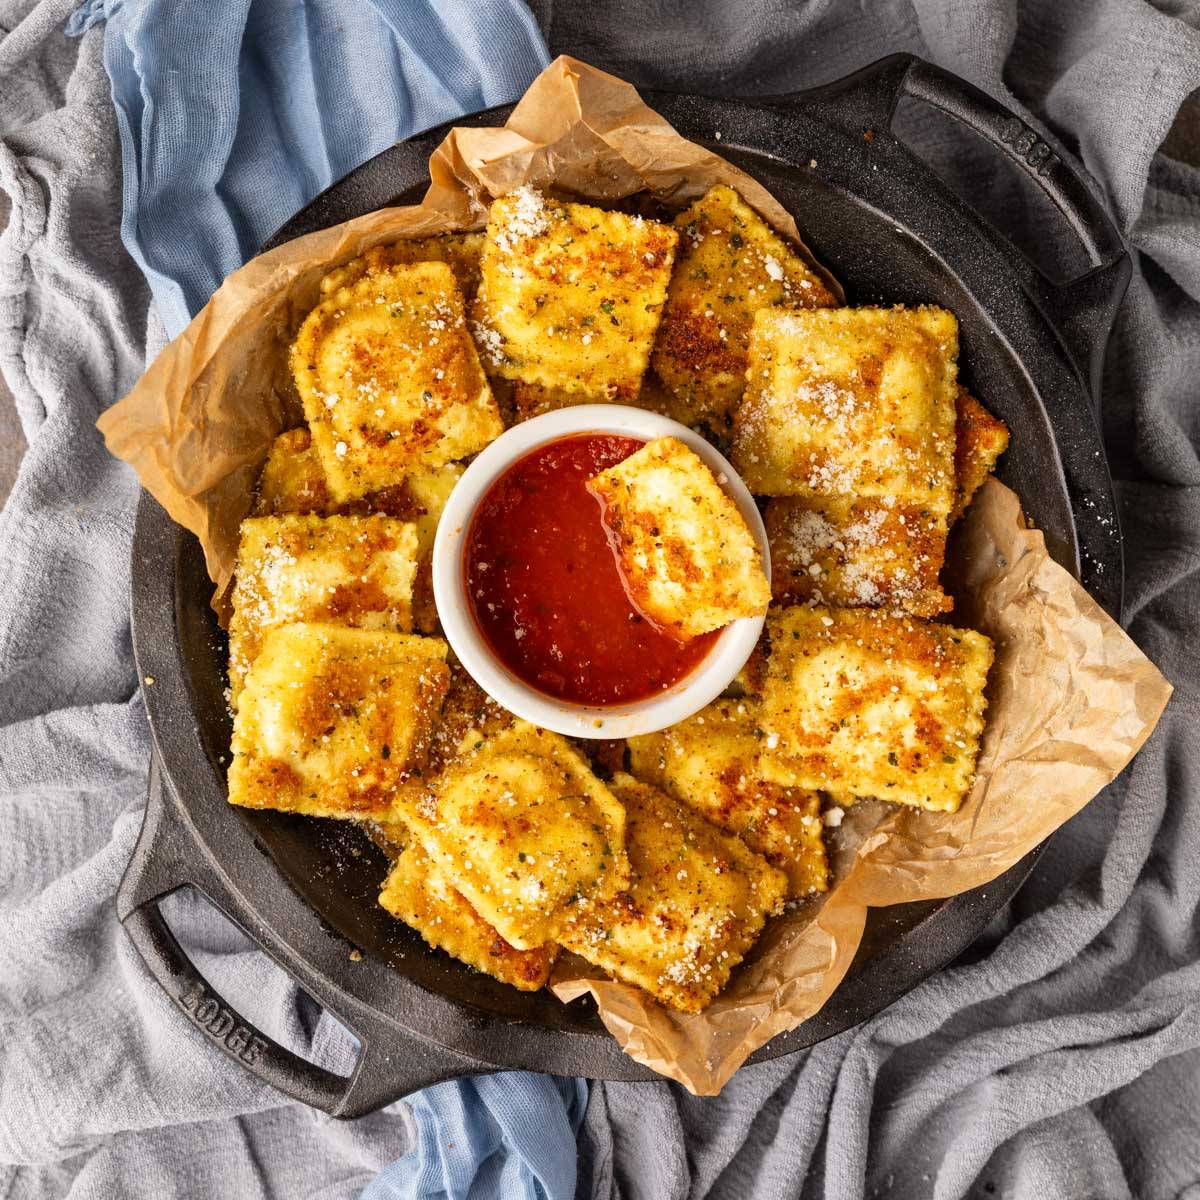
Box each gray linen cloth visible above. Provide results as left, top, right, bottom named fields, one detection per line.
left=2, top=0, right=1199, bottom=1196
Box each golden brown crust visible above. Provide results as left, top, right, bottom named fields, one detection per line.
left=758, top=605, right=993, bottom=812
left=227, top=624, right=449, bottom=820
left=425, top=660, right=515, bottom=775
left=318, top=234, right=485, bottom=302
left=291, top=260, right=502, bottom=502
left=228, top=514, right=419, bottom=706
left=731, top=305, right=958, bottom=507
left=628, top=698, right=828, bottom=899
left=473, top=188, right=678, bottom=400
left=764, top=495, right=951, bottom=617
left=379, top=840, right=556, bottom=990
left=249, top=436, right=460, bottom=638
left=652, top=185, right=838, bottom=428
left=953, top=387, right=1010, bottom=520
left=394, top=721, right=630, bottom=950
left=509, top=372, right=684, bottom=424
left=252, top=428, right=331, bottom=516
left=558, top=774, right=787, bottom=1013
left=587, top=436, right=769, bottom=639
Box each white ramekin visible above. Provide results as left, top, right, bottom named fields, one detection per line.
left=432, top=405, right=770, bottom=739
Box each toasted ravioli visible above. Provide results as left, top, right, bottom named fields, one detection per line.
left=401, top=463, right=462, bottom=555
left=251, top=429, right=462, bottom=531
left=319, top=234, right=484, bottom=301
left=228, top=514, right=419, bottom=703
left=425, top=660, right=514, bottom=775
left=227, top=624, right=449, bottom=819
left=401, top=463, right=463, bottom=634
left=734, top=631, right=770, bottom=697
left=252, top=428, right=331, bottom=516
left=953, top=388, right=1010, bottom=519
left=587, top=436, right=769, bottom=639
left=396, top=721, right=630, bottom=950
left=759, top=606, right=993, bottom=812
left=765, top=495, right=950, bottom=616
left=473, top=187, right=678, bottom=400
left=628, top=699, right=827, bottom=898
left=652, top=185, right=838, bottom=428
left=250, top=445, right=460, bottom=636
left=364, top=816, right=408, bottom=859
left=379, top=841, right=556, bottom=991
left=731, top=305, right=958, bottom=507
left=559, top=774, right=787, bottom=1013
left=292, top=260, right=503, bottom=502
left=509, top=372, right=680, bottom=424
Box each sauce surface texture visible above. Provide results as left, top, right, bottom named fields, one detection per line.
left=465, top=434, right=716, bottom=705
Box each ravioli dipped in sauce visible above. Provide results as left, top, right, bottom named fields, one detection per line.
left=464, top=434, right=718, bottom=706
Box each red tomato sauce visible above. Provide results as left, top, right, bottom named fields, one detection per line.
left=464, top=433, right=717, bottom=706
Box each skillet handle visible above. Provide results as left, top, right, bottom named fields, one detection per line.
left=792, top=53, right=1130, bottom=402
left=117, top=757, right=479, bottom=1118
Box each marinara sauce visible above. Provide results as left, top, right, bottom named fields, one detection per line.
left=464, top=434, right=717, bottom=706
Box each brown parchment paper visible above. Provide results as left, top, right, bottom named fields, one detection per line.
left=97, top=56, right=1171, bottom=1096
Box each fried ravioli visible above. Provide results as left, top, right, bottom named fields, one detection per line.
left=228, top=514, right=419, bottom=704
left=473, top=187, right=678, bottom=400
left=509, top=371, right=681, bottom=424
left=379, top=840, right=556, bottom=991
left=758, top=606, right=993, bottom=812
left=252, top=428, right=332, bottom=517
left=764, top=495, right=951, bottom=616
left=227, top=623, right=449, bottom=820
left=652, top=185, right=838, bottom=428
left=558, top=774, right=787, bottom=1013
left=402, top=463, right=463, bottom=634
left=424, top=660, right=514, bottom=775
left=953, top=387, right=1010, bottom=519
left=319, top=233, right=485, bottom=302
left=587, top=436, right=769, bottom=639
left=252, top=429, right=462, bottom=538
left=628, top=698, right=828, bottom=898
left=395, top=721, right=630, bottom=950
left=292, top=260, right=502, bottom=502
left=731, top=305, right=958, bottom=508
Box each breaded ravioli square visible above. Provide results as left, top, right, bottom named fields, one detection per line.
left=509, top=372, right=681, bottom=424
left=731, top=306, right=958, bottom=508
left=379, top=840, right=556, bottom=991
left=396, top=721, right=630, bottom=950
left=764, top=495, right=951, bottom=616
left=473, top=187, right=678, bottom=400
left=319, top=233, right=485, bottom=302
left=228, top=514, right=419, bottom=703
left=953, top=388, right=1010, bottom=519
left=292, top=260, right=502, bottom=502
left=628, top=698, right=828, bottom=898
left=424, top=661, right=514, bottom=775
left=759, top=606, right=993, bottom=812
left=587, top=436, right=769, bottom=639
left=250, top=436, right=460, bottom=636
left=652, top=185, right=838, bottom=429
left=559, top=774, right=787, bottom=1013
left=252, top=428, right=332, bottom=517
left=392, top=463, right=463, bottom=634
left=227, top=624, right=449, bottom=819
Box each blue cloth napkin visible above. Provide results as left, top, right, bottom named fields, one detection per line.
left=64, top=1, right=577, bottom=1195
left=67, top=0, right=550, bottom=338
left=362, top=1075, right=588, bottom=1200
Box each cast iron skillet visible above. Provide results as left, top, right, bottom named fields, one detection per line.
left=119, top=55, right=1129, bottom=1118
